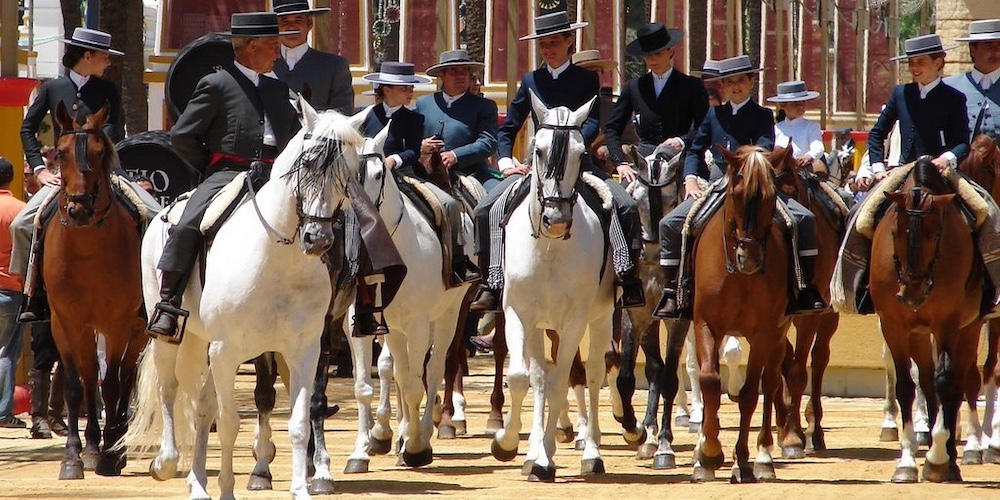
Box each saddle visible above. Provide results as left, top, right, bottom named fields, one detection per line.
left=162, top=172, right=249, bottom=235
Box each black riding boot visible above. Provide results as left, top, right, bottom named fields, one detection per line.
left=787, top=256, right=830, bottom=315
left=146, top=271, right=190, bottom=343
left=354, top=277, right=389, bottom=337
left=17, top=291, right=49, bottom=323
left=469, top=253, right=500, bottom=312
left=617, top=259, right=646, bottom=308
left=27, top=368, right=51, bottom=439
left=652, top=265, right=690, bottom=320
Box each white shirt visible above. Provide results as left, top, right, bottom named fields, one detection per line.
left=730, top=97, right=750, bottom=115
left=918, top=77, right=941, bottom=99
left=548, top=60, right=570, bottom=80
left=281, top=43, right=309, bottom=71
left=68, top=70, right=89, bottom=90
left=234, top=61, right=276, bottom=147
left=972, top=67, right=1000, bottom=90
left=442, top=91, right=466, bottom=108
left=651, top=68, right=673, bottom=97
left=383, top=103, right=406, bottom=167
left=775, top=116, right=825, bottom=161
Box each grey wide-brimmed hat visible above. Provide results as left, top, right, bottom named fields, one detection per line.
left=572, top=50, right=616, bottom=71
left=691, top=59, right=720, bottom=79
left=519, top=11, right=588, bottom=41
left=362, top=62, right=431, bottom=86
left=272, top=0, right=330, bottom=16
left=890, top=34, right=956, bottom=61
left=59, top=27, right=123, bottom=56
left=626, top=22, right=684, bottom=57
left=704, top=55, right=765, bottom=81
left=426, top=50, right=485, bottom=77
left=955, top=19, right=1000, bottom=42
left=223, top=12, right=299, bottom=37
left=766, top=81, right=820, bottom=103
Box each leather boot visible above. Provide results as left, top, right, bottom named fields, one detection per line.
left=469, top=253, right=500, bottom=312
left=48, top=364, right=68, bottom=437
left=653, top=266, right=690, bottom=320
left=18, top=225, right=49, bottom=323
left=17, top=294, right=49, bottom=323
left=146, top=271, right=190, bottom=343
left=354, top=278, right=389, bottom=337
left=451, top=254, right=482, bottom=285
left=787, top=256, right=831, bottom=315
left=617, top=253, right=646, bottom=308
left=27, top=368, right=52, bottom=439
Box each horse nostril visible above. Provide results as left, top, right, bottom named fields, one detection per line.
left=303, top=232, right=315, bottom=245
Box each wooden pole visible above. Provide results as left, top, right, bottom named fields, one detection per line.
left=775, top=1, right=784, bottom=83
left=437, top=0, right=450, bottom=55
left=855, top=1, right=866, bottom=129
left=819, top=0, right=828, bottom=129
left=727, top=0, right=735, bottom=56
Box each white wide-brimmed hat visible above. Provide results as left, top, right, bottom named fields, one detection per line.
left=766, top=81, right=820, bottom=103
left=362, top=62, right=431, bottom=86
left=890, top=34, right=956, bottom=61
left=59, top=27, right=124, bottom=56
left=704, top=55, right=765, bottom=81
left=519, top=11, right=587, bottom=41
left=955, top=19, right=1000, bottom=43
left=572, top=50, right=616, bottom=71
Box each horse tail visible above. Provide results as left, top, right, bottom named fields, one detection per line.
left=744, top=149, right=776, bottom=201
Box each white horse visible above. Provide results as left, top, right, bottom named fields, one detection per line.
left=489, top=92, right=615, bottom=482
left=122, top=101, right=363, bottom=500
left=342, top=120, right=476, bottom=472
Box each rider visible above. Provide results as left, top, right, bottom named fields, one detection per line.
left=360, top=62, right=481, bottom=288
left=147, top=13, right=302, bottom=341
left=768, top=80, right=827, bottom=175
left=653, top=55, right=828, bottom=319
left=469, top=10, right=646, bottom=312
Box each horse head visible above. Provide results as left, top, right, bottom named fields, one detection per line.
left=959, top=133, right=1000, bottom=199
left=633, top=144, right=683, bottom=242
left=770, top=144, right=809, bottom=201
left=528, top=90, right=596, bottom=239
left=357, top=113, right=391, bottom=208
left=884, top=158, right=956, bottom=309
left=277, top=96, right=364, bottom=255
left=53, top=101, right=115, bottom=226
left=719, top=145, right=784, bottom=274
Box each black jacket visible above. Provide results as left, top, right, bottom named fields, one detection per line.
left=868, top=82, right=970, bottom=167
left=683, top=100, right=775, bottom=180
left=361, top=104, right=425, bottom=176
left=273, top=47, right=354, bottom=114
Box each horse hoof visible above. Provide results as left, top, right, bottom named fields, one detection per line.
left=691, top=466, right=715, bottom=483
left=95, top=455, right=123, bottom=477
left=521, top=460, right=535, bottom=476
left=636, top=443, right=657, bottom=460
left=438, top=424, right=457, bottom=440
left=491, top=439, right=518, bottom=462
left=879, top=427, right=899, bottom=442
left=527, top=464, right=556, bottom=483
left=891, top=466, right=918, bottom=483
left=915, top=431, right=931, bottom=447
left=730, top=466, right=757, bottom=484
left=623, top=427, right=647, bottom=447
left=985, top=447, right=1000, bottom=464
left=922, top=461, right=962, bottom=483
left=251, top=442, right=277, bottom=463
left=652, top=453, right=676, bottom=470
left=343, top=458, right=370, bottom=474
left=781, top=445, right=805, bottom=459
left=81, top=452, right=98, bottom=471
left=675, top=414, right=690, bottom=428
left=454, top=420, right=467, bottom=436
left=963, top=449, right=983, bottom=465
left=59, top=460, right=85, bottom=480
left=555, top=426, right=575, bottom=444
left=613, top=413, right=624, bottom=424
left=809, top=432, right=827, bottom=452
left=149, top=459, right=176, bottom=481
left=402, top=447, right=434, bottom=468
left=308, top=478, right=335, bottom=495
left=699, top=453, right=725, bottom=470
left=486, top=417, right=503, bottom=435
left=580, top=457, right=605, bottom=476
left=727, top=393, right=739, bottom=403
left=574, top=439, right=586, bottom=451
left=688, top=422, right=701, bottom=434
left=368, top=437, right=392, bottom=456
left=753, top=462, right=776, bottom=481
left=246, top=472, right=273, bottom=491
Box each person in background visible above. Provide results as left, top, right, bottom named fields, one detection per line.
left=0, top=158, right=27, bottom=428
left=767, top=80, right=827, bottom=175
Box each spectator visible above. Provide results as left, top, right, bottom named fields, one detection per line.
left=0, top=157, right=28, bottom=427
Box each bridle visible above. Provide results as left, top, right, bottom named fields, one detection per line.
left=357, top=150, right=404, bottom=236
left=722, top=171, right=772, bottom=275
left=57, top=129, right=115, bottom=226
left=635, top=152, right=681, bottom=243
left=531, top=122, right=581, bottom=239
left=892, top=186, right=944, bottom=302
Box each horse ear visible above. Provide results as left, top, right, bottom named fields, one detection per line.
left=528, top=90, right=548, bottom=123
left=91, top=101, right=111, bottom=129
left=929, top=193, right=957, bottom=208
left=718, top=144, right=738, bottom=166
left=886, top=190, right=906, bottom=207
left=372, top=120, right=390, bottom=154
left=769, top=145, right=792, bottom=169
left=570, top=96, right=597, bottom=128
left=54, top=101, right=75, bottom=131
left=348, top=105, right=375, bottom=131
left=299, top=95, right=319, bottom=131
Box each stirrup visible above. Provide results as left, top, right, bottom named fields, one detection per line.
left=147, top=302, right=189, bottom=344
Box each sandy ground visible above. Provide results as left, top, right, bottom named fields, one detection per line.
left=1, top=354, right=999, bottom=500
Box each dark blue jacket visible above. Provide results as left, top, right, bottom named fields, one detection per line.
left=683, top=100, right=775, bottom=180
left=361, top=103, right=425, bottom=175
left=415, top=92, right=500, bottom=184
left=868, top=82, right=970, bottom=167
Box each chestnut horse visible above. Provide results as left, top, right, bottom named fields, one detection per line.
left=45, top=102, right=147, bottom=479
left=690, top=145, right=792, bottom=483
left=770, top=146, right=847, bottom=458
left=872, top=158, right=983, bottom=483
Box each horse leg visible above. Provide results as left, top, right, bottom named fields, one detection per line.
left=652, top=318, right=689, bottom=469
left=925, top=324, right=979, bottom=483
left=618, top=314, right=651, bottom=450
left=307, top=318, right=337, bottom=494
left=781, top=318, right=816, bottom=459
left=985, top=320, right=1000, bottom=462
left=247, top=353, right=278, bottom=491
left=285, top=343, right=322, bottom=500
left=692, top=322, right=723, bottom=482
left=912, top=356, right=932, bottom=446
left=96, top=322, right=145, bottom=476
left=147, top=340, right=182, bottom=482
left=730, top=334, right=769, bottom=484
left=685, top=327, right=704, bottom=432
left=805, top=313, right=838, bottom=451
left=492, top=313, right=528, bottom=463
left=546, top=331, right=576, bottom=444
left=880, top=337, right=901, bottom=442
left=209, top=353, right=243, bottom=500
left=569, top=352, right=588, bottom=451
left=754, top=337, right=788, bottom=482
left=607, top=308, right=624, bottom=426
left=56, top=355, right=87, bottom=480
left=721, top=335, right=744, bottom=401
left=387, top=323, right=434, bottom=467
left=883, top=326, right=919, bottom=483
left=961, top=354, right=985, bottom=465
left=439, top=307, right=466, bottom=440
left=188, top=360, right=218, bottom=500
left=419, top=318, right=460, bottom=464
left=638, top=320, right=665, bottom=458
left=487, top=312, right=506, bottom=434
left=345, top=326, right=377, bottom=473
left=372, top=338, right=394, bottom=452
left=579, top=311, right=614, bottom=476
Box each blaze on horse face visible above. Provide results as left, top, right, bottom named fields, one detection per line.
left=53, top=101, right=113, bottom=226
left=885, top=182, right=955, bottom=310
left=719, top=145, right=785, bottom=275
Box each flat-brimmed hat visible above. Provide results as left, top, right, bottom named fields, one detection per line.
left=272, top=0, right=330, bottom=16
left=223, top=12, right=299, bottom=37
left=955, top=19, right=1000, bottom=43
left=626, top=23, right=683, bottom=57
left=691, top=59, right=720, bottom=79
left=572, top=50, right=616, bottom=71
left=426, top=50, right=485, bottom=78
left=59, top=28, right=123, bottom=56
left=362, top=62, right=431, bottom=86
left=890, top=34, right=956, bottom=61
left=705, top=55, right=765, bottom=81
left=766, top=80, right=820, bottom=103
left=519, top=11, right=587, bottom=41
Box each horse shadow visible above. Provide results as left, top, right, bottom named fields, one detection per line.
left=335, top=478, right=475, bottom=495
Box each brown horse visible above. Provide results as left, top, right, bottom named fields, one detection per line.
left=690, top=145, right=792, bottom=483
left=43, top=102, right=147, bottom=479
left=770, top=147, right=846, bottom=458
left=873, top=158, right=983, bottom=483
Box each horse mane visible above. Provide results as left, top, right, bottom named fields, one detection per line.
left=912, top=157, right=952, bottom=194
left=282, top=111, right=364, bottom=194
left=735, top=147, right=777, bottom=201
left=542, top=128, right=571, bottom=180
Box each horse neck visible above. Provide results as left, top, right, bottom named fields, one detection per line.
left=378, top=170, right=407, bottom=231
left=253, top=175, right=309, bottom=238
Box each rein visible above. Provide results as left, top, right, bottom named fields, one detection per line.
left=358, top=151, right=405, bottom=236
left=892, top=186, right=944, bottom=301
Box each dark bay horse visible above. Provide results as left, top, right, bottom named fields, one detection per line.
left=872, top=158, right=983, bottom=483
left=44, top=102, right=147, bottom=479
left=690, top=145, right=792, bottom=483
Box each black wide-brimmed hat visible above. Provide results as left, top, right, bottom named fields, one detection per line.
left=766, top=80, right=820, bottom=103
left=704, top=55, right=765, bottom=81
left=59, top=27, right=123, bottom=56
left=223, top=12, right=299, bottom=37
left=626, top=22, right=683, bottom=57
left=272, top=0, right=330, bottom=16
left=890, top=34, right=956, bottom=61
left=955, top=19, right=1000, bottom=43
left=362, top=62, right=431, bottom=85
left=519, top=11, right=588, bottom=41
left=426, top=50, right=485, bottom=77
